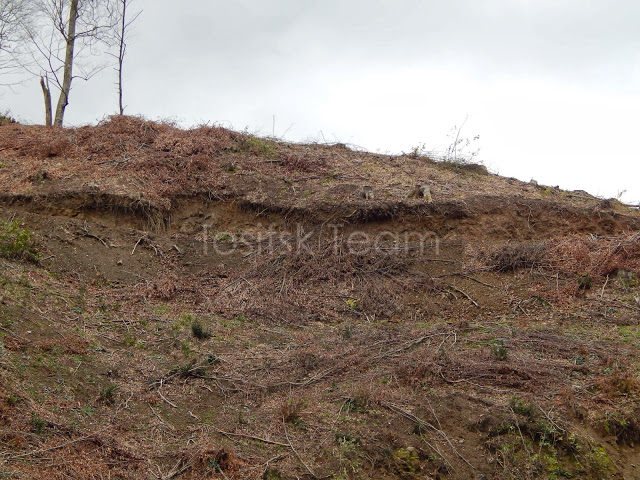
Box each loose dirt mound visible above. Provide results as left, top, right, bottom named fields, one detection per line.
left=1, top=118, right=640, bottom=479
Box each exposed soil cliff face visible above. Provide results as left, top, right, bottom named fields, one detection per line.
left=1, top=117, right=639, bottom=479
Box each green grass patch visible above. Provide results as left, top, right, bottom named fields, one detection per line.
left=0, top=218, right=40, bottom=262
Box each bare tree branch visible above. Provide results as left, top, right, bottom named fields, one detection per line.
left=0, top=0, right=33, bottom=82
left=107, top=0, right=141, bottom=115
left=24, top=0, right=117, bottom=125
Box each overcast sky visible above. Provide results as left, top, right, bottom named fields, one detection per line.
left=4, top=0, right=640, bottom=202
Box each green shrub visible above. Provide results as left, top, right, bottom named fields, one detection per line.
left=0, top=218, right=40, bottom=262
left=509, top=396, right=535, bottom=417
left=191, top=321, right=211, bottom=339
left=99, top=383, right=118, bottom=405
left=393, top=447, right=421, bottom=473
left=31, top=415, right=46, bottom=435
left=577, top=273, right=592, bottom=291
left=236, top=135, right=278, bottom=158
left=490, top=340, right=509, bottom=361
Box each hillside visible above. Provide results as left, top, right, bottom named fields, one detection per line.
left=1, top=116, right=640, bottom=479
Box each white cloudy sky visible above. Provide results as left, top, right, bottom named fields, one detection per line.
left=4, top=0, right=640, bottom=202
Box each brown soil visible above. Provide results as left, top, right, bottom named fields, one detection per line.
left=1, top=116, right=640, bottom=479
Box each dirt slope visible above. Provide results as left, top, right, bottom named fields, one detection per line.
left=1, top=116, right=640, bottom=479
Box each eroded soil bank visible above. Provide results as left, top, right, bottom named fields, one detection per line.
left=1, top=117, right=640, bottom=479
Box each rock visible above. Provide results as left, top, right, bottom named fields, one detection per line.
left=616, top=269, right=638, bottom=288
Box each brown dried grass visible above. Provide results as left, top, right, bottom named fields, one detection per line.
left=487, top=242, right=547, bottom=272
left=547, top=232, right=640, bottom=276
left=485, top=232, right=640, bottom=278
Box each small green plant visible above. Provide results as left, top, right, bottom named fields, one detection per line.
left=214, top=232, right=231, bottom=241
left=180, top=340, right=193, bottom=356
left=577, top=273, right=592, bottom=291
left=408, top=143, right=428, bottom=159
left=191, top=321, right=212, bottom=340
left=237, top=135, right=278, bottom=158
left=535, top=420, right=560, bottom=448
left=99, top=383, right=118, bottom=405
left=153, top=305, right=168, bottom=315
left=0, top=218, right=40, bottom=262
left=342, top=324, right=353, bottom=340
left=601, top=410, right=640, bottom=445
left=281, top=399, right=307, bottom=427
left=393, top=447, right=421, bottom=473
left=81, top=405, right=94, bottom=416
left=490, top=340, right=508, bottom=361
left=588, top=446, right=615, bottom=478
left=237, top=411, right=248, bottom=425
left=345, top=298, right=359, bottom=310
left=31, top=415, right=46, bottom=434
left=206, top=353, right=220, bottom=364
left=30, top=169, right=47, bottom=183
left=334, top=433, right=363, bottom=477
left=178, top=360, right=207, bottom=378
left=344, top=396, right=368, bottom=413
left=509, top=396, right=535, bottom=417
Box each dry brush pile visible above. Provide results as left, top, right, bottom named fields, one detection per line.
left=484, top=232, right=640, bottom=283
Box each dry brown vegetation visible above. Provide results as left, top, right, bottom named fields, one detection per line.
left=1, top=117, right=640, bottom=479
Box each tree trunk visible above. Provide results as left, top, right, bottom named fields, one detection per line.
left=54, top=0, right=79, bottom=127
left=117, top=0, right=126, bottom=115
left=40, top=76, right=52, bottom=126
left=118, top=55, right=124, bottom=115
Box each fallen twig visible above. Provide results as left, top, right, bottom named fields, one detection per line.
left=4, top=427, right=109, bottom=460
left=447, top=285, right=480, bottom=308
left=76, top=222, right=109, bottom=248
left=283, top=415, right=317, bottom=478
left=373, top=332, right=452, bottom=360
left=439, top=372, right=512, bottom=393
left=600, top=275, right=609, bottom=298
left=131, top=235, right=146, bottom=255
left=212, top=427, right=289, bottom=447
left=148, top=404, right=176, bottom=431
left=78, top=231, right=109, bottom=248
left=158, top=389, right=178, bottom=408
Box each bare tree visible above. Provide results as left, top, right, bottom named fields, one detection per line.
left=108, top=0, right=140, bottom=115
left=0, top=0, right=32, bottom=77
left=26, top=0, right=115, bottom=126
